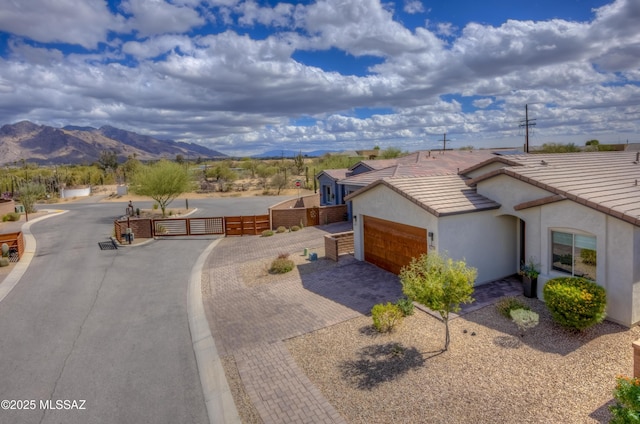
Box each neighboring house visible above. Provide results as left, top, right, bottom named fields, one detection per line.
left=318, top=150, right=500, bottom=208
left=316, top=169, right=348, bottom=206
left=346, top=151, right=640, bottom=327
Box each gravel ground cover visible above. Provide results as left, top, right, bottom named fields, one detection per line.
left=285, top=297, right=639, bottom=424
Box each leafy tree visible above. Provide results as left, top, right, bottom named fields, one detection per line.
left=380, top=147, right=403, bottom=159
left=131, top=160, right=192, bottom=217
left=97, top=150, right=119, bottom=172
left=205, top=162, right=238, bottom=191
left=241, top=158, right=259, bottom=178
left=120, top=156, right=142, bottom=183
left=256, top=164, right=277, bottom=189
left=18, top=182, right=45, bottom=213
left=270, top=173, right=288, bottom=195
left=175, top=154, right=185, bottom=164
left=585, top=139, right=599, bottom=146
left=400, top=251, right=477, bottom=351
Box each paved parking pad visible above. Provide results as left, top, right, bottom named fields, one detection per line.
left=203, top=223, right=523, bottom=423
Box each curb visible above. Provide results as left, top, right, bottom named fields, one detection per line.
left=188, top=238, right=241, bottom=424
left=0, top=210, right=68, bottom=304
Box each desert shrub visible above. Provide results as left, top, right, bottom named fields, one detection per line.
left=610, top=375, right=640, bottom=423
left=0, top=257, right=9, bottom=267
left=270, top=254, right=295, bottom=274
left=395, top=297, right=415, bottom=316
left=510, top=309, right=539, bottom=336
left=371, top=302, right=403, bottom=333
left=290, top=225, right=301, bottom=232
left=152, top=203, right=159, bottom=210
left=261, top=230, right=274, bottom=237
left=2, top=212, right=20, bottom=222
left=276, top=226, right=287, bottom=233
left=496, top=297, right=530, bottom=318
left=543, top=277, right=606, bottom=330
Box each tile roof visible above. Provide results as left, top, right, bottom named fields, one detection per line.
left=345, top=174, right=501, bottom=217
left=342, top=150, right=498, bottom=187
left=466, top=151, right=640, bottom=226
left=318, top=168, right=348, bottom=180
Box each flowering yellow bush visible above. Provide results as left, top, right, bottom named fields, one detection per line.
left=543, top=277, right=606, bottom=330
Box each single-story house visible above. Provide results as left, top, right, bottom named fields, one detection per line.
left=346, top=151, right=640, bottom=327
left=318, top=150, right=500, bottom=217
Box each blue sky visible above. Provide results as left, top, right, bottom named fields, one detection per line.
left=0, top=0, right=638, bottom=155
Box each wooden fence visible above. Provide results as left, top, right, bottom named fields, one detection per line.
left=224, top=215, right=270, bottom=236
left=114, top=214, right=269, bottom=241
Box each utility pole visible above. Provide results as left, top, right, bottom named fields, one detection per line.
left=519, top=104, right=536, bottom=153
left=439, top=133, right=448, bottom=152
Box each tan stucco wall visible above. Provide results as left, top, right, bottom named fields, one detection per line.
left=478, top=173, right=640, bottom=326
left=351, top=185, right=437, bottom=261
left=351, top=184, right=516, bottom=285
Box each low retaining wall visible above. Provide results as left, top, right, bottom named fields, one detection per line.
left=0, top=199, right=15, bottom=216
left=114, top=218, right=153, bottom=243
left=270, top=194, right=348, bottom=229
left=324, top=231, right=354, bottom=261
left=61, top=187, right=91, bottom=199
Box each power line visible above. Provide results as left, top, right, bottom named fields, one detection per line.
left=519, top=104, right=536, bottom=153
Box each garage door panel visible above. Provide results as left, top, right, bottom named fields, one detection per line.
left=363, top=215, right=427, bottom=274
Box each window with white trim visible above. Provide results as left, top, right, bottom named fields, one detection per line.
left=551, top=231, right=596, bottom=280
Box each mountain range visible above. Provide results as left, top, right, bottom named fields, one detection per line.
left=251, top=149, right=341, bottom=158
left=0, top=121, right=227, bottom=165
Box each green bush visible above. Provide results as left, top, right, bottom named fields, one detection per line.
left=543, top=277, right=606, bottom=330
left=496, top=297, right=530, bottom=318
left=0, top=257, right=9, bottom=267
left=290, top=225, right=301, bottom=232
left=610, top=375, right=640, bottom=423
left=2, top=212, right=20, bottom=222
left=371, top=302, right=404, bottom=333
left=276, top=226, right=287, bottom=233
left=269, top=253, right=295, bottom=274
left=261, top=230, right=274, bottom=237
left=152, top=203, right=159, bottom=210
left=395, top=297, right=415, bottom=316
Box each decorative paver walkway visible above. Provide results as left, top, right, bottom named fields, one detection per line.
left=203, top=222, right=524, bottom=423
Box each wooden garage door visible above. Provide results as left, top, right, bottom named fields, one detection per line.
left=363, top=215, right=427, bottom=274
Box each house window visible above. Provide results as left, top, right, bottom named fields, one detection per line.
left=551, top=231, right=596, bottom=280
left=324, top=186, right=331, bottom=203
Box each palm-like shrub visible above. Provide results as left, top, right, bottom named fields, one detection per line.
left=543, top=277, right=606, bottom=330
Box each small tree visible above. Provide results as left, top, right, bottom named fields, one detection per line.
left=131, top=160, right=192, bottom=217
left=270, top=173, right=288, bottom=195
left=18, top=182, right=45, bottom=213
left=400, top=252, right=477, bottom=351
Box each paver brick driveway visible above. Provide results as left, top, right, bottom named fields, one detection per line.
left=202, top=223, right=403, bottom=424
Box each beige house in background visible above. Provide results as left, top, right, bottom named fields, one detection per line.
left=347, top=151, right=640, bottom=327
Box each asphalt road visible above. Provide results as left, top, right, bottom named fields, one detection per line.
left=0, top=195, right=292, bottom=424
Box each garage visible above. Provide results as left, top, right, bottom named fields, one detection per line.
left=363, top=215, right=427, bottom=274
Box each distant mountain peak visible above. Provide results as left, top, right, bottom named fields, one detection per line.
left=0, top=121, right=227, bottom=165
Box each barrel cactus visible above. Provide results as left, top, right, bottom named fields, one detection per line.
left=1, top=243, right=8, bottom=258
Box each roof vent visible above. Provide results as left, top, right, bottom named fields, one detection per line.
left=635, top=152, right=640, bottom=164
left=540, top=160, right=547, bottom=165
